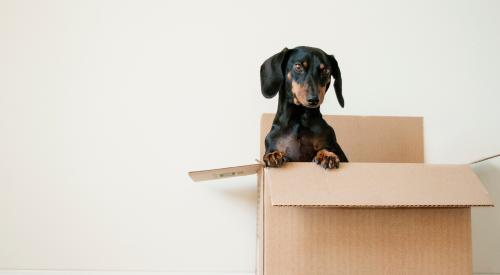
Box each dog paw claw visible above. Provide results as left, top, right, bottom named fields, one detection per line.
left=313, top=149, right=340, bottom=169
left=263, top=151, right=288, bottom=168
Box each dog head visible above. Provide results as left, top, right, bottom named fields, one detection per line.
left=260, top=46, right=343, bottom=108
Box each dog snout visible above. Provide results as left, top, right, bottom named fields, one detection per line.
left=307, top=96, right=319, bottom=106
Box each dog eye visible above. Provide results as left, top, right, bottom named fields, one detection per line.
left=321, top=68, right=330, bottom=76
left=294, top=63, right=303, bottom=73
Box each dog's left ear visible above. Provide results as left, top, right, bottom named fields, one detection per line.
left=260, top=47, right=289, bottom=98
left=327, top=54, right=344, bottom=108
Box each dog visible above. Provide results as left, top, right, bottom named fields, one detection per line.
left=260, top=46, right=348, bottom=169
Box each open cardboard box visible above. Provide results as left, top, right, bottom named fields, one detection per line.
left=189, top=114, right=494, bottom=275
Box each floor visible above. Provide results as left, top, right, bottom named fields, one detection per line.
left=0, top=271, right=497, bottom=275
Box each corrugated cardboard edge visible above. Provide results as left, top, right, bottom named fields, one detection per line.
left=469, top=153, right=500, bottom=164
left=188, top=164, right=261, bottom=182
left=272, top=204, right=491, bottom=208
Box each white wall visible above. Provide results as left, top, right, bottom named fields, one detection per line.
left=1, top=0, right=499, bottom=274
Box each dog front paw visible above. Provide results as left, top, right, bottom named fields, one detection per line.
left=313, top=149, right=340, bottom=169
left=263, top=151, right=288, bottom=168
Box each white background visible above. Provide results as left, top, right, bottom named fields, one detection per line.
left=1, top=0, right=500, bottom=274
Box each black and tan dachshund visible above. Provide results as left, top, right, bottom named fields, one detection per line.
left=260, top=46, right=348, bottom=169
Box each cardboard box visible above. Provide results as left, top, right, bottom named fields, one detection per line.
left=189, top=114, right=493, bottom=275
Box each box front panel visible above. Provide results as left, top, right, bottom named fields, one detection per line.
left=264, top=206, right=472, bottom=275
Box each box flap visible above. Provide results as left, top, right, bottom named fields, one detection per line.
left=267, top=162, right=493, bottom=207
left=189, top=164, right=262, bottom=182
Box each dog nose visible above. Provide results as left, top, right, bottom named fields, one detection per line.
left=307, top=97, right=319, bottom=105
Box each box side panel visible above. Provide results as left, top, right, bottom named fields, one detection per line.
left=258, top=115, right=269, bottom=275
left=264, top=208, right=472, bottom=275
left=256, top=168, right=264, bottom=275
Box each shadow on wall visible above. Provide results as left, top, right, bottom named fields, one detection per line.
left=471, top=158, right=500, bottom=274
left=208, top=176, right=258, bottom=208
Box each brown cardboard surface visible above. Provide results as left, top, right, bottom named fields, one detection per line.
left=256, top=168, right=264, bottom=275
left=264, top=206, right=473, bottom=275
left=188, top=164, right=261, bottom=182
left=267, top=162, right=493, bottom=207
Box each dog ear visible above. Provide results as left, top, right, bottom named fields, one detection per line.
left=327, top=54, right=344, bottom=108
left=260, top=47, right=289, bottom=98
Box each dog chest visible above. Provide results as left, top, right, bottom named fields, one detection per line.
left=275, top=132, right=314, bottom=161
left=274, top=125, right=329, bottom=162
